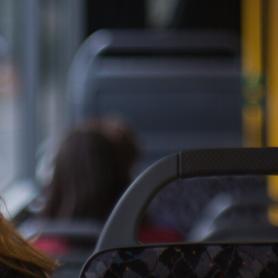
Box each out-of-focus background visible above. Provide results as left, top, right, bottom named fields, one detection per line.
left=1, top=0, right=278, bottom=277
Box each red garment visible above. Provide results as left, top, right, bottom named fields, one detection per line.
left=33, top=237, right=70, bottom=256
left=138, top=225, right=183, bottom=244
left=34, top=226, right=183, bottom=254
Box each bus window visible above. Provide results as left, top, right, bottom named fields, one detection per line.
left=0, top=2, right=17, bottom=194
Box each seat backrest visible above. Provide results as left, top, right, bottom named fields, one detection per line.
left=188, top=198, right=273, bottom=241
left=68, top=30, right=242, bottom=170
left=203, top=201, right=278, bottom=241
left=81, top=243, right=278, bottom=277
left=80, top=148, right=278, bottom=277
left=94, top=148, right=278, bottom=251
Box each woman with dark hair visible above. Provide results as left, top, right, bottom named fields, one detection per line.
left=40, top=118, right=181, bottom=246
left=43, top=118, right=138, bottom=221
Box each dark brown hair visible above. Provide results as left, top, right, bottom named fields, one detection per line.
left=43, top=119, right=138, bottom=222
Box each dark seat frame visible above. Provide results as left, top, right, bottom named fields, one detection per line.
left=80, top=148, right=278, bottom=277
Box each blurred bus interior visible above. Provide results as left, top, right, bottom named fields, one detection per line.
left=1, top=0, right=278, bottom=277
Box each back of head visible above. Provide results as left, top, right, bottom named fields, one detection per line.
left=86, top=118, right=138, bottom=184
left=43, top=118, right=138, bottom=222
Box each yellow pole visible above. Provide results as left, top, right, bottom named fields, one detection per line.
left=241, top=0, right=263, bottom=147
left=267, top=0, right=278, bottom=207
left=267, top=0, right=278, bottom=147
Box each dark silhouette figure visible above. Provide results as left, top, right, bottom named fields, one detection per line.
left=43, top=118, right=138, bottom=222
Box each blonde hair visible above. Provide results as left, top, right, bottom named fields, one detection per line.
left=0, top=215, right=57, bottom=277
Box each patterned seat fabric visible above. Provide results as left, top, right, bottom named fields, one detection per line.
left=146, top=176, right=266, bottom=238
left=81, top=244, right=278, bottom=277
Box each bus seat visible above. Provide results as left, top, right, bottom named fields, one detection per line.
left=188, top=196, right=272, bottom=241
left=204, top=201, right=278, bottom=241
left=81, top=243, right=278, bottom=277
left=80, top=148, right=278, bottom=277
left=144, top=175, right=267, bottom=241
left=67, top=30, right=242, bottom=171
